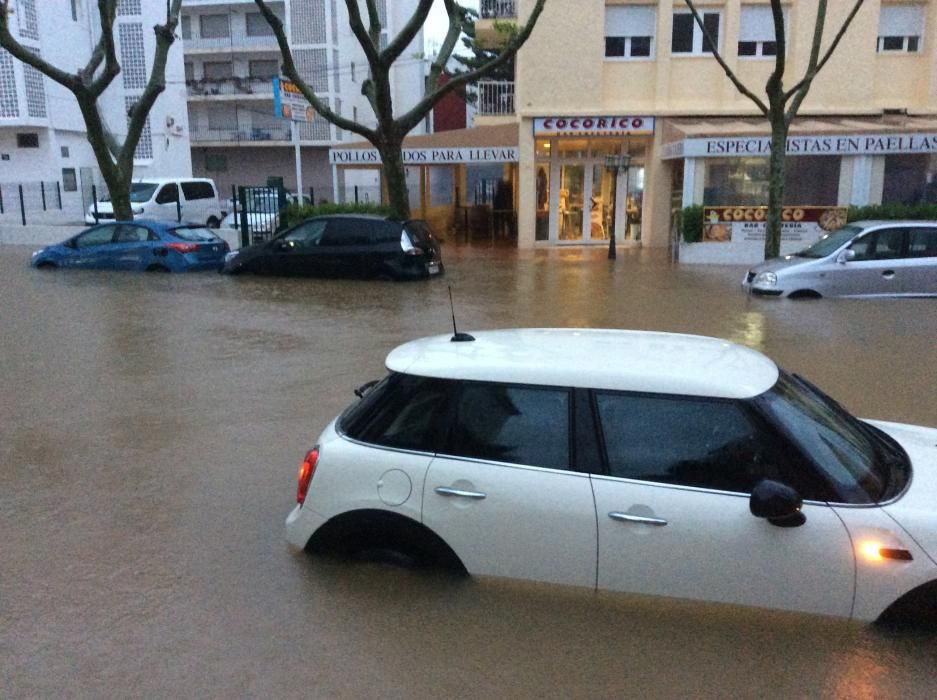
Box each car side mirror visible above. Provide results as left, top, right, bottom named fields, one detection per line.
left=750, top=479, right=806, bottom=528
left=836, top=249, right=855, bottom=264
left=272, top=240, right=291, bottom=252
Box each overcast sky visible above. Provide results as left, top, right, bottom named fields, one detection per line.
left=424, top=1, right=478, bottom=53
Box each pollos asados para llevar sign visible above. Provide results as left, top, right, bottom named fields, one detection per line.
left=328, top=147, right=520, bottom=165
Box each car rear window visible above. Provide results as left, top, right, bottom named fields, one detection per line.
left=372, top=221, right=402, bottom=244
left=341, top=372, right=450, bottom=452
left=171, top=226, right=219, bottom=242
left=404, top=220, right=436, bottom=247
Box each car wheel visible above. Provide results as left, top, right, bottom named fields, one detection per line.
left=207, top=217, right=220, bottom=229
left=308, top=510, right=466, bottom=572
left=788, top=290, right=822, bottom=300
left=145, top=264, right=170, bottom=273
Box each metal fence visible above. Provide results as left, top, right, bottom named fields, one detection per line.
left=0, top=180, right=91, bottom=226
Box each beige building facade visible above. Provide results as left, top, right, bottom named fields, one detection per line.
left=479, top=0, right=937, bottom=249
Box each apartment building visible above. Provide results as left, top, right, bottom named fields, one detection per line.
left=473, top=0, right=937, bottom=249
left=0, top=0, right=191, bottom=201
left=182, top=0, right=428, bottom=200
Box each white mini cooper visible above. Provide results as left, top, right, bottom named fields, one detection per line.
left=286, top=329, right=937, bottom=623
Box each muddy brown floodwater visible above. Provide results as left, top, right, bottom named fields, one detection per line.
left=2, top=243, right=937, bottom=699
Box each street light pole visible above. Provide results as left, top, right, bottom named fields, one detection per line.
left=605, top=153, right=632, bottom=260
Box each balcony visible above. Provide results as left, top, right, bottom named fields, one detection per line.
left=477, top=0, right=516, bottom=48
left=477, top=80, right=515, bottom=117
left=190, top=123, right=292, bottom=144
left=183, top=32, right=279, bottom=52
left=186, top=76, right=275, bottom=99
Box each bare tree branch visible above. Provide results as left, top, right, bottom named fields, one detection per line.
left=363, top=0, right=382, bottom=48
left=399, top=0, right=546, bottom=133
left=682, top=0, right=768, bottom=115
left=344, top=0, right=382, bottom=67
left=424, top=0, right=466, bottom=96
left=381, top=0, right=434, bottom=67
left=254, top=0, right=377, bottom=141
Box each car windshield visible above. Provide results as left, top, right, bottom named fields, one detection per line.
left=171, top=226, right=218, bottom=242
left=793, top=225, right=862, bottom=258
left=100, top=183, right=161, bottom=203
left=755, top=372, right=909, bottom=503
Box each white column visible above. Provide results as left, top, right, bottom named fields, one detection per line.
left=682, top=157, right=697, bottom=207
left=849, top=155, right=875, bottom=205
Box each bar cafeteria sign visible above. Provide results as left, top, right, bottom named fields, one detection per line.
left=534, top=116, right=655, bottom=135
left=702, top=206, right=848, bottom=243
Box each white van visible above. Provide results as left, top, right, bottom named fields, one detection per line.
left=85, top=178, right=224, bottom=227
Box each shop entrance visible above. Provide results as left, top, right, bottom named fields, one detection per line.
left=536, top=136, right=646, bottom=245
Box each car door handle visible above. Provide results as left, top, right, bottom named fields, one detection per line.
left=434, top=486, right=487, bottom=500
left=608, top=511, right=668, bottom=526
left=882, top=270, right=895, bottom=278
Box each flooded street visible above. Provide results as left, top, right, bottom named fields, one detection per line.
left=2, top=242, right=937, bottom=698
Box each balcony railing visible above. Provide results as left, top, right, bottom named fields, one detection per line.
left=480, top=0, right=516, bottom=19
left=477, top=80, right=515, bottom=116
left=182, top=31, right=279, bottom=51
left=186, top=76, right=275, bottom=97
left=190, top=123, right=292, bottom=143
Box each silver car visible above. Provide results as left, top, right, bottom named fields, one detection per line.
left=743, top=220, right=937, bottom=298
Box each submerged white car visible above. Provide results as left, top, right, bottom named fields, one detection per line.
left=286, top=329, right=937, bottom=623
left=743, top=220, right=937, bottom=298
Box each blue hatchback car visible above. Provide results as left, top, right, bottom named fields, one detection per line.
left=30, top=220, right=229, bottom=272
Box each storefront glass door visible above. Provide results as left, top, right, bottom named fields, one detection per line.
left=559, top=165, right=584, bottom=241
left=591, top=164, right=617, bottom=241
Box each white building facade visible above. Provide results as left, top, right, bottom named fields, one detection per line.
left=0, top=0, right=192, bottom=214
left=182, top=0, right=428, bottom=202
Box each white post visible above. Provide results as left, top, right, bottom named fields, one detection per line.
left=293, top=122, right=303, bottom=196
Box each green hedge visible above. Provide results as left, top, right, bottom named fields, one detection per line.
left=680, top=205, right=704, bottom=243
left=279, top=201, right=393, bottom=230
left=847, top=203, right=937, bottom=222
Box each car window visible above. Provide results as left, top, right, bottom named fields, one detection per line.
left=283, top=220, right=327, bottom=247
left=128, top=182, right=159, bottom=203
left=75, top=225, right=117, bottom=248
left=155, top=184, right=179, bottom=204
left=404, top=220, right=436, bottom=247
left=114, top=224, right=151, bottom=243
left=180, top=181, right=215, bottom=200
left=594, top=392, right=794, bottom=494
left=372, top=221, right=401, bottom=244
left=851, top=228, right=905, bottom=261
left=341, top=373, right=450, bottom=452
left=320, top=219, right=372, bottom=246
left=444, top=383, right=570, bottom=471
left=908, top=227, right=937, bottom=258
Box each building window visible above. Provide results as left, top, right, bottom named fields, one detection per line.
left=17, top=133, right=39, bottom=148
left=703, top=156, right=840, bottom=206
left=883, top=154, right=937, bottom=204
left=181, top=15, right=192, bottom=40
left=738, top=5, right=782, bottom=57
left=62, top=168, right=78, bottom=191
left=605, top=5, right=655, bottom=59
left=205, top=153, right=228, bottom=172
left=203, top=61, right=233, bottom=80
left=118, top=23, right=147, bottom=90
left=249, top=59, right=278, bottom=80
left=877, top=4, right=923, bottom=53
left=61, top=146, right=69, bottom=158
left=207, top=105, right=238, bottom=131
left=245, top=12, right=275, bottom=37
left=184, top=62, right=194, bottom=82
left=71, top=0, right=79, bottom=21
left=672, top=11, right=719, bottom=55
left=200, top=14, right=230, bottom=39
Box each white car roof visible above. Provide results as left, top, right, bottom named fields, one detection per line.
left=131, top=177, right=214, bottom=185
left=385, top=328, right=779, bottom=399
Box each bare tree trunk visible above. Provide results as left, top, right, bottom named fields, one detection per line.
left=765, top=116, right=788, bottom=259
left=380, top=141, right=410, bottom=220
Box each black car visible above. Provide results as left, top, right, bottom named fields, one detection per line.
left=221, top=215, right=444, bottom=280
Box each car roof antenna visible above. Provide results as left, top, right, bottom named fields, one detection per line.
left=448, top=286, right=475, bottom=342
